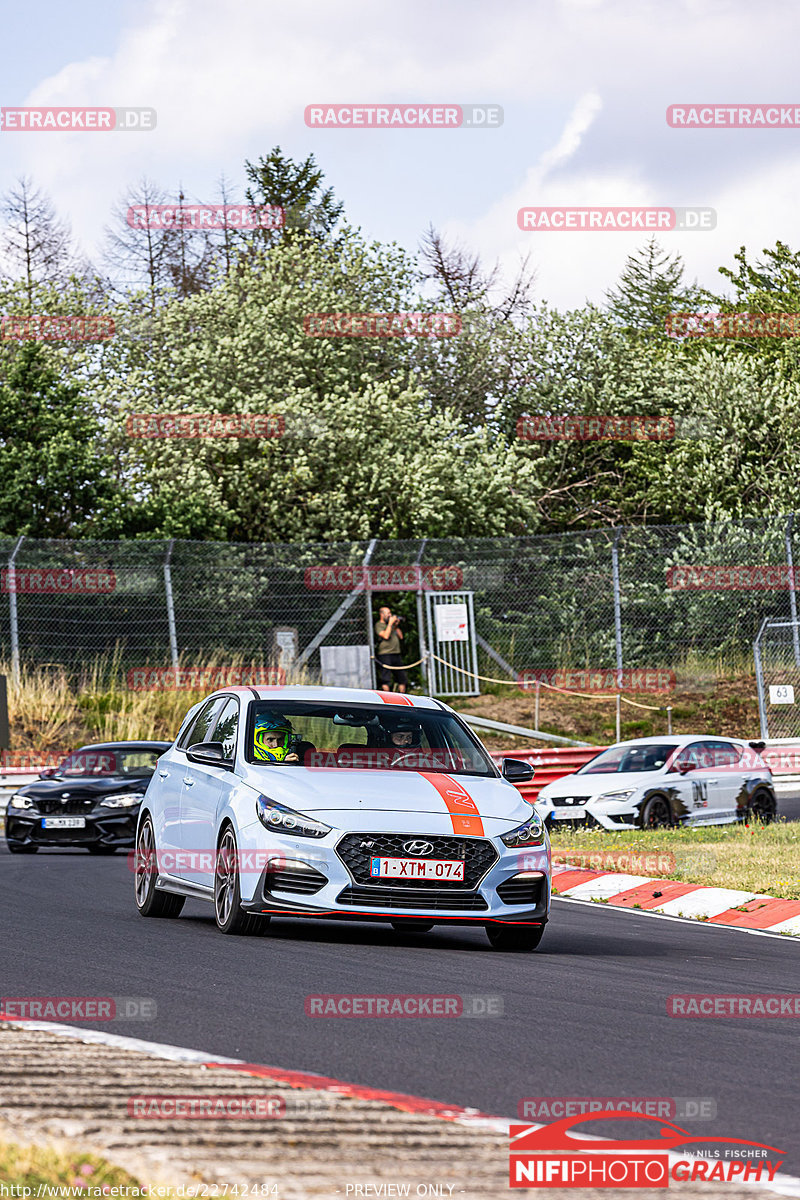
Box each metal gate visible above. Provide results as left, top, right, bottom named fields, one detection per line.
left=424, top=591, right=479, bottom=696
left=754, top=616, right=800, bottom=737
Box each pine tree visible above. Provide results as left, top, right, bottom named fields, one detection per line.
left=605, top=238, right=700, bottom=332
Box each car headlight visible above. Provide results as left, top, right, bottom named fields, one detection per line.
left=9, top=794, right=36, bottom=810
left=99, top=793, right=145, bottom=808
left=500, top=809, right=546, bottom=847
left=597, top=789, right=637, bottom=803
left=255, top=796, right=330, bottom=839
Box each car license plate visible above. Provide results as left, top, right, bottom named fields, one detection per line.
left=551, top=808, right=586, bottom=820
left=42, top=817, right=86, bottom=829
left=370, top=856, right=465, bottom=881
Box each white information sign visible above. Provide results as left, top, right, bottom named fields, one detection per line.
left=435, top=603, right=469, bottom=643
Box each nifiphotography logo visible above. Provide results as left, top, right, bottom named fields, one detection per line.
left=509, top=1112, right=784, bottom=1188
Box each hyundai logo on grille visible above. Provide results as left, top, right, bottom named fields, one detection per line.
left=403, top=840, right=434, bottom=855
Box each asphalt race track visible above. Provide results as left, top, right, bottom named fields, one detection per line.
left=1, top=848, right=797, bottom=1176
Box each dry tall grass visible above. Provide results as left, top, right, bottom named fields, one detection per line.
left=2, top=652, right=310, bottom=756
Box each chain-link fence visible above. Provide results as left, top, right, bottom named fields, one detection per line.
left=2, top=515, right=800, bottom=692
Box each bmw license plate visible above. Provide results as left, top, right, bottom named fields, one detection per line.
left=370, top=856, right=464, bottom=881
left=42, top=817, right=86, bottom=829
left=551, top=809, right=586, bottom=820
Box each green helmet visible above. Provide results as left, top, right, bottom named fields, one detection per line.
left=254, top=713, right=293, bottom=762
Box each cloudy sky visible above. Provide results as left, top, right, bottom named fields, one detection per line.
left=2, top=0, right=799, bottom=308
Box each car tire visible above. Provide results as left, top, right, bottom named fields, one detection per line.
left=391, top=920, right=435, bottom=933
left=214, top=826, right=271, bottom=936
left=745, top=789, right=777, bottom=825
left=486, top=924, right=545, bottom=952
left=88, top=845, right=117, bottom=855
left=7, top=843, right=38, bottom=854
left=641, top=795, right=674, bottom=828
left=134, top=816, right=185, bottom=918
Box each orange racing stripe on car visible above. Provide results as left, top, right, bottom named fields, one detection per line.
left=376, top=692, right=414, bottom=706
left=420, top=772, right=484, bottom=836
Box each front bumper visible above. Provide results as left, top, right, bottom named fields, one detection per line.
left=236, top=830, right=552, bottom=926
left=536, top=796, right=641, bottom=831
left=6, top=807, right=139, bottom=848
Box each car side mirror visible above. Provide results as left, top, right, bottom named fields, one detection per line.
left=677, top=761, right=694, bottom=775
left=502, top=758, right=535, bottom=783
left=38, top=768, right=59, bottom=779
left=186, top=741, right=233, bottom=769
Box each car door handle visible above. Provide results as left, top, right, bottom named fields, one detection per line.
left=159, top=770, right=169, bottom=778
left=183, top=777, right=195, bottom=787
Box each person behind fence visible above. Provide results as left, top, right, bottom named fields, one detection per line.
left=374, top=605, right=408, bottom=693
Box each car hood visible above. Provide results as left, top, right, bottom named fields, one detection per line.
left=537, top=770, right=669, bottom=800
left=19, top=777, right=149, bottom=799
left=239, top=764, right=531, bottom=826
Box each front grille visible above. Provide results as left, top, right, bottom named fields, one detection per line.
left=35, top=797, right=98, bottom=815
left=497, top=875, right=547, bottom=906
left=336, top=833, right=497, bottom=890
left=551, top=796, right=590, bottom=807
left=337, top=885, right=488, bottom=911
left=264, top=866, right=327, bottom=896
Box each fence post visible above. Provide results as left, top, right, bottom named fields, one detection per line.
left=415, top=538, right=429, bottom=692
left=7, top=536, right=25, bottom=686
left=163, top=539, right=179, bottom=678
left=785, top=515, right=800, bottom=668
left=612, top=528, right=623, bottom=687
left=616, top=693, right=621, bottom=743
left=753, top=616, right=769, bottom=740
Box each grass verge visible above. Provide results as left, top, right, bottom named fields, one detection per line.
left=549, top=820, right=800, bottom=899
left=0, top=1137, right=142, bottom=1190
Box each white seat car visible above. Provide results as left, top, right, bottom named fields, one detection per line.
left=534, top=735, right=776, bottom=831
left=134, top=686, right=552, bottom=951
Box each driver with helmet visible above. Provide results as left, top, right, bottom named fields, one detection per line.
left=386, top=716, right=425, bottom=767
left=253, top=713, right=300, bottom=763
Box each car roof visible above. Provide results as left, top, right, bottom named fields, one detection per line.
left=202, top=685, right=446, bottom=709
left=75, top=741, right=172, bottom=751
left=604, top=734, right=747, bottom=750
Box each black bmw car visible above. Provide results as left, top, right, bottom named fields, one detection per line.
left=5, top=741, right=171, bottom=854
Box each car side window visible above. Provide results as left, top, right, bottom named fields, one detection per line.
left=709, top=741, right=741, bottom=768
left=676, top=742, right=716, bottom=770
left=209, top=697, right=239, bottom=761
left=177, top=698, right=226, bottom=751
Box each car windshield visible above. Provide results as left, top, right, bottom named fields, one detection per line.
left=577, top=743, right=678, bottom=775
left=247, top=701, right=496, bottom=777
left=56, top=748, right=163, bottom=777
